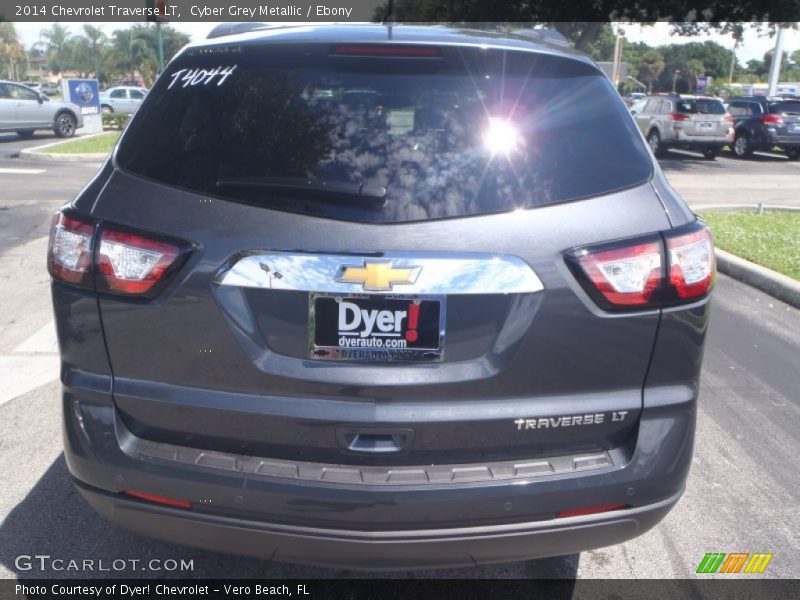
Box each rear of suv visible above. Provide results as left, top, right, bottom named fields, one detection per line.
left=49, top=24, right=714, bottom=570
left=728, top=96, right=800, bottom=160
left=634, top=93, right=733, bottom=159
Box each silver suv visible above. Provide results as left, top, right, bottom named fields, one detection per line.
left=632, top=94, right=733, bottom=159
left=0, top=80, right=83, bottom=138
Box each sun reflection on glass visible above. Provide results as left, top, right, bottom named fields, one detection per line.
left=483, top=117, right=522, bottom=156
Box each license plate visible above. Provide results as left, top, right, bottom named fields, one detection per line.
left=309, top=294, right=444, bottom=362
left=699, top=122, right=713, bottom=129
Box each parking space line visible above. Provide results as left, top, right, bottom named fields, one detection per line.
left=0, top=167, right=47, bottom=175
left=13, top=320, right=58, bottom=354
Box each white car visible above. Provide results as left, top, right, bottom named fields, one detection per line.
left=0, top=80, right=83, bottom=138
left=99, top=86, right=147, bottom=114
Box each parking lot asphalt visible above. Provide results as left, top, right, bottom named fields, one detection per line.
left=0, top=142, right=797, bottom=579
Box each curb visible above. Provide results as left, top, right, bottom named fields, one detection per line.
left=715, top=248, right=800, bottom=309
left=19, top=132, right=111, bottom=162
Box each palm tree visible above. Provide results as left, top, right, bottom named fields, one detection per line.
left=107, top=28, right=157, bottom=84
left=684, top=59, right=705, bottom=93
left=39, top=24, right=71, bottom=75
left=0, top=23, right=27, bottom=81
left=82, top=25, right=107, bottom=79
left=638, top=50, right=665, bottom=93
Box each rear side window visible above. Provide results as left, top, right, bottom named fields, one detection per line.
left=676, top=99, right=725, bottom=114
left=116, top=43, right=653, bottom=223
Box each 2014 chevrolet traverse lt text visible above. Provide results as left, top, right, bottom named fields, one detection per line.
left=48, top=24, right=714, bottom=570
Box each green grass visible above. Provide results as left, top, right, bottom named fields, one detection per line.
left=698, top=211, right=800, bottom=280
left=42, top=132, right=120, bottom=155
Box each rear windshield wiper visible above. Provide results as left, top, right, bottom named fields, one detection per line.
left=216, top=176, right=387, bottom=210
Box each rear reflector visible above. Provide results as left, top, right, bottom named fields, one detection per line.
left=48, top=213, right=94, bottom=287
left=665, top=225, right=716, bottom=299
left=557, top=502, right=627, bottom=518
left=576, top=239, right=664, bottom=308
left=332, top=44, right=441, bottom=57
left=96, top=229, right=181, bottom=295
left=124, top=490, right=192, bottom=509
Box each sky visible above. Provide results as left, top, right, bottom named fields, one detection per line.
left=11, top=21, right=800, bottom=67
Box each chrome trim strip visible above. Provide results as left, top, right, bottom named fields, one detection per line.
left=215, top=252, right=544, bottom=295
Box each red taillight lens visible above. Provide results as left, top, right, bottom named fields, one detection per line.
left=124, top=490, right=192, bottom=509
left=331, top=44, right=441, bottom=57
left=567, top=221, right=715, bottom=311
left=48, top=213, right=94, bottom=287
left=96, top=229, right=181, bottom=295
left=668, top=113, right=689, bottom=122
left=666, top=226, right=716, bottom=299
left=761, top=114, right=784, bottom=125
left=575, top=239, right=664, bottom=308
left=724, top=113, right=734, bottom=124
left=557, top=503, right=627, bottom=518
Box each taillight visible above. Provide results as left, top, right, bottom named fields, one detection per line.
left=569, top=235, right=664, bottom=310
left=761, top=114, right=784, bottom=125
left=668, top=113, right=689, bottom=122
left=48, top=210, right=192, bottom=298
left=665, top=225, right=716, bottom=299
left=48, top=213, right=94, bottom=288
left=566, top=221, right=715, bottom=311
left=724, top=114, right=734, bottom=124
left=96, top=229, right=182, bottom=296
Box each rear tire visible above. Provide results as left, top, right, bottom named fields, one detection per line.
left=733, top=132, right=753, bottom=158
left=15, top=130, right=35, bottom=139
left=702, top=147, right=719, bottom=160
left=54, top=112, right=77, bottom=138
left=101, top=105, right=113, bottom=114
left=647, top=130, right=665, bottom=157
left=786, top=148, right=800, bottom=161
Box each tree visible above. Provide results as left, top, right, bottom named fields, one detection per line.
left=82, top=25, right=107, bottom=79
left=0, top=23, right=27, bottom=81
left=684, top=58, right=706, bottom=91
left=39, top=24, right=71, bottom=75
left=638, top=50, right=665, bottom=92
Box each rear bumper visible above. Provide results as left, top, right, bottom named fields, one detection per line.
left=62, top=375, right=697, bottom=569
left=76, top=480, right=682, bottom=570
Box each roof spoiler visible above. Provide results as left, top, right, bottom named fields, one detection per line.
left=207, top=22, right=273, bottom=39
left=511, top=28, right=570, bottom=46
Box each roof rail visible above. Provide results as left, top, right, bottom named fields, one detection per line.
left=207, top=22, right=273, bottom=39
left=511, top=28, right=570, bottom=46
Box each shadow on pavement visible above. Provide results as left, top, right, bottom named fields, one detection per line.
left=0, top=455, right=580, bottom=580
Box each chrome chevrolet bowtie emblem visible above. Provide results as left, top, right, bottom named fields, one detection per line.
left=336, top=261, right=421, bottom=291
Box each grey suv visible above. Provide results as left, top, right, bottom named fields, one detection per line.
left=0, top=80, right=82, bottom=138
left=633, top=93, right=733, bottom=159
left=49, top=24, right=714, bottom=570
left=728, top=96, right=800, bottom=160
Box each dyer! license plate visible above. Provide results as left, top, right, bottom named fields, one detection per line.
left=310, top=294, right=444, bottom=362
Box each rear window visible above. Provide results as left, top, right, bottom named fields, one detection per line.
left=769, top=101, right=800, bottom=115
left=676, top=99, right=726, bottom=115
left=116, top=43, right=653, bottom=223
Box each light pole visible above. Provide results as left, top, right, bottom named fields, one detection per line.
left=672, top=69, right=681, bottom=93
left=767, top=25, right=785, bottom=96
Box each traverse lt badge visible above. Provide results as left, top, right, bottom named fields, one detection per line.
left=336, top=261, right=421, bottom=292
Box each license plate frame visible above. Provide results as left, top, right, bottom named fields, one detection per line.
left=699, top=121, right=714, bottom=130
left=309, top=293, right=446, bottom=362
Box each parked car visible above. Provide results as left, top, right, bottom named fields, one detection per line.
left=0, top=80, right=82, bottom=137
left=40, top=82, right=60, bottom=96
left=727, top=96, right=800, bottom=160
left=20, top=81, right=42, bottom=93
left=632, top=93, right=733, bottom=159
left=49, top=24, right=715, bottom=570
left=99, top=86, right=147, bottom=114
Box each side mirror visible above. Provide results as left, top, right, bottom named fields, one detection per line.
left=37, top=94, right=46, bottom=104
left=631, top=109, right=639, bottom=115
